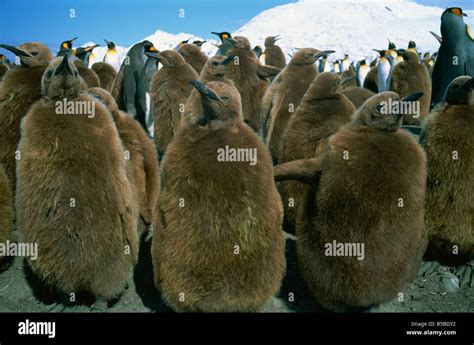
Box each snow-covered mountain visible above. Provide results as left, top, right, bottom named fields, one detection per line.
left=82, top=0, right=474, bottom=65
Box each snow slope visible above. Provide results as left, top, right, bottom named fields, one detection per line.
left=81, top=0, right=474, bottom=65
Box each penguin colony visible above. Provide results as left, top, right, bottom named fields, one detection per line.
left=0, top=4, right=473, bottom=312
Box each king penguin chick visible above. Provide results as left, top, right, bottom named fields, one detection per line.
left=389, top=50, right=432, bottom=124
left=280, top=72, right=355, bottom=231
left=88, top=87, right=160, bottom=234
left=91, top=62, right=117, bottom=92
left=148, top=50, right=199, bottom=159
left=16, top=55, right=138, bottom=311
left=184, top=55, right=236, bottom=123
left=152, top=80, right=286, bottom=312
left=225, top=36, right=282, bottom=133
left=421, top=76, right=474, bottom=282
left=0, top=42, right=53, bottom=193
left=262, top=48, right=334, bottom=163
left=73, top=60, right=101, bottom=88
left=274, top=91, right=427, bottom=311
left=0, top=164, right=14, bottom=265
left=263, top=35, right=286, bottom=69
left=103, top=39, right=121, bottom=72
left=177, top=43, right=208, bottom=74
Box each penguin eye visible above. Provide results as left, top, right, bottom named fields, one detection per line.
left=30, top=52, right=38, bottom=56
left=46, top=70, right=53, bottom=79
left=221, top=95, right=230, bottom=100
left=211, top=61, right=219, bottom=67
left=376, top=104, right=385, bottom=113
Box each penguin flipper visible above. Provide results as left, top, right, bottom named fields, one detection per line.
left=257, top=65, right=281, bottom=79
left=273, top=157, right=322, bottom=186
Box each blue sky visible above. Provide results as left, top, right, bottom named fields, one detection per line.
left=0, top=0, right=473, bottom=58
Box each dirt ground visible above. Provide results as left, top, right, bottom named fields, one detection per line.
left=0, top=229, right=473, bottom=313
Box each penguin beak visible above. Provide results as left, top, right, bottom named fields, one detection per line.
left=70, top=37, right=78, bottom=42
left=340, top=76, right=356, bottom=86
left=313, top=50, right=335, bottom=59
left=0, top=44, right=31, bottom=57
left=272, top=35, right=281, bottom=43
left=220, top=55, right=235, bottom=65
left=189, top=80, right=220, bottom=101
left=55, top=54, right=73, bottom=76
left=85, top=44, right=99, bottom=52
left=372, top=49, right=385, bottom=56
left=402, top=92, right=424, bottom=102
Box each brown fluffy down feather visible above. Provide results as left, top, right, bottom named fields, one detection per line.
left=152, top=81, right=286, bottom=312
left=74, top=60, right=100, bottom=88
left=339, top=86, right=375, bottom=109
left=92, top=62, right=117, bottom=92
left=363, top=66, right=378, bottom=93
left=262, top=48, right=320, bottom=163
left=264, top=45, right=286, bottom=70
left=422, top=101, right=474, bottom=262
left=281, top=72, right=355, bottom=230
left=389, top=54, right=431, bottom=125
left=0, top=164, right=14, bottom=263
left=178, top=43, right=208, bottom=74
left=225, top=46, right=272, bottom=133
left=0, top=66, right=46, bottom=193
left=16, top=93, right=138, bottom=299
left=150, top=51, right=199, bottom=158
left=88, top=87, right=160, bottom=232
left=275, top=94, right=427, bottom=310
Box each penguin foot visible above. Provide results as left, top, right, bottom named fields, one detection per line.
left=90, top=298, right=109, bottom=312
left=418, top=261, right=440, bottom=277
left=454, top=262, right=473, bottom=287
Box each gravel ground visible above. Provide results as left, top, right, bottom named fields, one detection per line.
left=0, top=229, right=473, bottom=313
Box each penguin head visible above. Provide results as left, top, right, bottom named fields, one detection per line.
left=233, top=36, right=251, bottom=50
left=88, top=87, right=119, bottom=113
left=305, top=72, right=342, bottom=100
left=41, top=55, right=81, bottom=99
left=444, top=7, right=467, bottom=18
left=264, top=35, right=280, bottom=47
left=253, top=45, right=263, bottom=58
left=211, top=32, right=232, bottom=43
left=408, top=40, right=416, bottom=49
left=444, top=76, right=474, bottom=105
left=192, top=40, right=206, bottom=48
left=177, top=43, right=202, bottom=60
left=441, top=7, right=467, bottom=37
left=402, top=50, right=420, bottom=63
left=189, top=80, right=242, bottom=125
left=0, top=42, right=52, bottom=67
left=353, top=91, right=424, bottom=132
left=423, top=52, right=430, bottom=59
left=104, top=39, right=116, bottom=50
left=290, top=48, right=335, bottom=66
left=60, top=37, right=77, bottom=50
left=143, top=40, right=158, bottom=54
left=205, top=55, right=235, bottom=77
left=146, top=50, right=185, bottom=67
left=0, top=54, right=6, bottom=62
left=75, top=44, right=99, bottom=63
